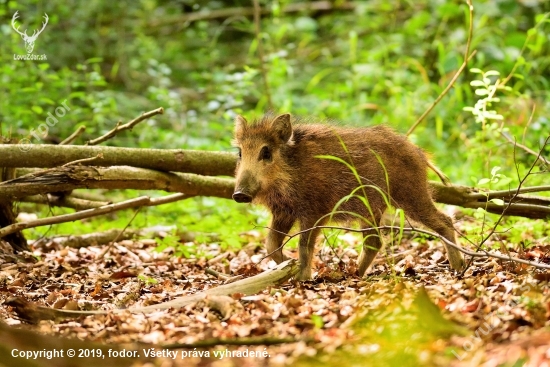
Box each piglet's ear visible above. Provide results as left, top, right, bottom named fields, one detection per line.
left=234, top=115, right=248, bottom=139
left=270, top=113, right=292, bottom=142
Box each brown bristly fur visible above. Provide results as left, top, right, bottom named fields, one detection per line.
left=232, top=113, right=464, bottom=280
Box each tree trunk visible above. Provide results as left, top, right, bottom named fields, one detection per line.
left=0, top=165, right=27, bottom=251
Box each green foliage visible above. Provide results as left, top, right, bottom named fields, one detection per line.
left=21, top=195, right=267, bottom=258
left=164, top=197, right=268, bottom=251
left=154, top=233, right=192, bottom=258
left=295, top=286, right=468, bottom=366
left=310, top=314, right=324, bottom=329
left=475, top=166, right=512, bottom=208
left=137, top=274, right=158, bottom=285
left=463, top=69, right=507, bottom=125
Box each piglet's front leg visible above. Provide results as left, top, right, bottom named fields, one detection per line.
left=265, top=214, right=294, bottom=264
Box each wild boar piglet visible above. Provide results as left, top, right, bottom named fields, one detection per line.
left=232, top=113, right=464, bottom=280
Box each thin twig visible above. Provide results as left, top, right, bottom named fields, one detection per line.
left=148, top=193, right=189, bottom=205
left=0, top=196, right=151, bottom=238
left=501, top=131, right=550, bottom=165
left=69, top=191, right=110, bottom=202
left=462, top=135, right=550, bottom=273
left=21, top=194, right=110, bottom=210
left=252, top=0, right=273, bottom=110
left=265, top=224, right=550, bottom=270
left=0, top=193, right=189, bottom=239
left=48, top=228, right=141, bottom=249
left=59, top=126, right=86, bottom=145
left=96, top=206, right=143, bottom=260
left=467, top=184, right=550, bottom=200
left=522, top=103, right=536, bottom=145
left=205, top=267, right=230, bottom=280
left=407, top=0, right=475, bottom=136
left=62, top=154, right=103, bottom=167
left=87, top=107, right=164, bottom=145
left=499, top=13, right=550, bottom=86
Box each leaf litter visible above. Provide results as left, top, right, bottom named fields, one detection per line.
left=0, top=218, right=549, bottom=367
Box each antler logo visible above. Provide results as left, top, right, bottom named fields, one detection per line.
left=11, top=11, right=49, bottom=54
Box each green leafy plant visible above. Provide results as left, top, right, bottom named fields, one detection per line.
left=463, top=69, right=508, bottom=127
left=137, top=274, right=158, bottom=286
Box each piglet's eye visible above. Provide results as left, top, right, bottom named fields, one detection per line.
left=260, top=146, right=271, bottom=161
left=237, top=149, right=241, bottom=158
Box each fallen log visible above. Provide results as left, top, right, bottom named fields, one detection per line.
left=1, top=165, right=548, bottom=219
left=0, top=166, right=234, bottom=203
left=0, top=145, right=236, bottom=176
left=431, top=182, right=550, bottom=219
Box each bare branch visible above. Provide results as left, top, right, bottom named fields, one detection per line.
left=59, top=126, right=86, bottom=145
left=69, top=191, right=110, bottom=202
left=468, top=185, right=550, bottom=200
left=205, top=267, right=231, bottom=280
left=462, top=135, right=550, bottom=273
left=94, top=194, right=188, bottom=259
left=46, top=229, right=137, bottom=248
left=39, top=226, right=177, bottom=249
left=87, top=107, right=164, bottom=146
left=21, top=194, right=109, bottom=210
left=501, top=131, right=550, bottom=165
left=430, top=182, right=550, bottom=219
left=253, top=0, right=273, bottom=110
left=500, top=13, right=550, bottom=86
left=0, top=196, right=151, bottom=238
left=96, top=206, right=143, bottom=260
left=407, top=0, right=475, bottom=136
left=2, top=192, right=190, bottom=238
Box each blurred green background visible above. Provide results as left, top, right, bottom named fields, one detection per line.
left=1, top=0, right=548, bottom=250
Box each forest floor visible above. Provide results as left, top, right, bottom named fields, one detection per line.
left=1, top=215, right=549, bottom=367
